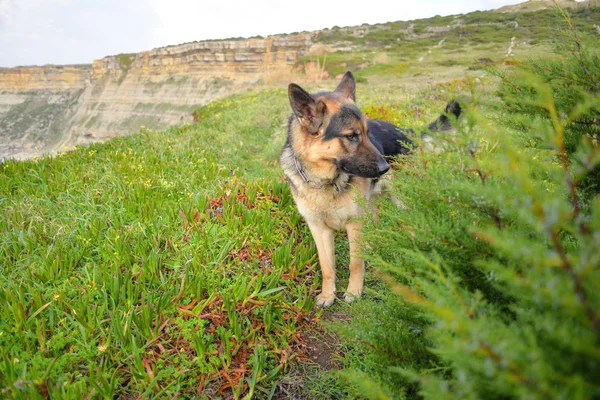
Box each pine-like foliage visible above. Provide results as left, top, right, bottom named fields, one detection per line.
left=494, top=8, right=600, bottom=196
left=358, top=14, right=600, bottom=400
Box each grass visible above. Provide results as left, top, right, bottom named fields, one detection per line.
left=2, top=4, right=597, bottom=398
left=296, top=51, right=375, bottom=79
left=0, top=69, right=469, bottom=397
left=355, top=63, right=409, bottom=80
left=0, top=73, right=473, bottom=398
left=299, top=6, right=600, bottom=81
left=0, top=89, right=328, bottom=398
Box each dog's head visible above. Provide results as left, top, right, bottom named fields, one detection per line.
left=288, top=71, right=389, bottom=179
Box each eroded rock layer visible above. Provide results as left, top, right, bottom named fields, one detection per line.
left=0, top=33, right=318, bottom=160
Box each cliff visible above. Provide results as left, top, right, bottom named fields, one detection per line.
left=0, top=33, right=319, bottom=160
left=2, top=0, right=597, bottom=160
left=92, top=34, right=315, bottom=78
left=0, top=65, right=90, bottom=90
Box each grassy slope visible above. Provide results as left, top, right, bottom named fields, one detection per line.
left=0, top=78, right=466, bottom=398
left=0, top=89, right=321, bottom=398
left=303, top=6, right=599, bottom=79
left=2, top=4, right=598, bottom=399
left=0, top=70, right=463, bottom=397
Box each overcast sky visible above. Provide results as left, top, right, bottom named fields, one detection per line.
left=0, top=0, right=525, bottom=68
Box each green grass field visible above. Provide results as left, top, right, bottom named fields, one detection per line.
left=0, top=89, right=313, bottom=398
left=0, top=73, right=471, bottom=398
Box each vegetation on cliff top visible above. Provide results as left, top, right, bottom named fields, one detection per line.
left=306, top=5, right=600, bottom=78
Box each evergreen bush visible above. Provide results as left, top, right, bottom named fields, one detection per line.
left=350, top=10, right=600, bottom=399
left=493, top=9, right=599, bottom=196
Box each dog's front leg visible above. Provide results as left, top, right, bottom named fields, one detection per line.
left=307, top=221, right=336, bottom=307
left=345, top=221, right=364, bottom=303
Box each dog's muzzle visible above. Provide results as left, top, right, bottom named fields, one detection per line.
left=377, top=158, right=390, bottom=176
left=339, top=156, right=390, bottom=178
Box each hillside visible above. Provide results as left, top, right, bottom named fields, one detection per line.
left=0, top=1, right=598, bottom=161
left=2, top=47, right=598, bottom=397
left=497, top=0, right=595, bottom=12
left=0, top=65, right=494, bottom=396
left=1, top=2, right=599, bottom=398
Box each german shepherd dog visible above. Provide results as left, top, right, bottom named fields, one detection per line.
left=280, top=71, right=460, bottom=307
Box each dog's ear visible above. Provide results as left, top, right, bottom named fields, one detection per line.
left=334, top=71, right=356, bottom=102
left=288, top=83, right=326, bottom=134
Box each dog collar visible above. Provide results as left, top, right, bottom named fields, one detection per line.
left=293, top=156, right=346, bottom=192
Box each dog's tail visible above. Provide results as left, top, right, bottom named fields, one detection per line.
left=426, top=100, right=462, bottom=133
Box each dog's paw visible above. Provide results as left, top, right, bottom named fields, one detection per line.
left=344, top=291, right=361, bottom=303
left=315, top=292, right=336, bottom=308
left=344, top=282, right=363, bottom=303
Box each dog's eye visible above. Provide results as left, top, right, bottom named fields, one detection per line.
left=346, top=133, right=360, bottom=142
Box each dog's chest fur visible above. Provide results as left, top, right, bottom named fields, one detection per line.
left=280, top=145, right=381, bottom=230
left=293, top=182, right=372, bottom=230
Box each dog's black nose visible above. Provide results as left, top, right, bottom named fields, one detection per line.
left=377, top=159, right=390, bottom=176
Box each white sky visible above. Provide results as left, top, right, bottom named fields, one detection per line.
left=0, top=0, right=525, bottom=67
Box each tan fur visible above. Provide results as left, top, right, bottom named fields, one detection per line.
left=282, top=75, right=459, bottom=306
left=282, top=140, right=379, bottom=306
left=280, top=74, right=387, bottom=307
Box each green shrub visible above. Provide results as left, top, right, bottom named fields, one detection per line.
left=355, top=63, right=409, bottom=78
left=296, top=51, right=374, bottom=79
left=493, top=10, right=600, bottom=197
left=412, top=25, right=426, bottom=35
left=344, top=11, right=600, bottom=400
left=116, top=53, right=135, bottom=71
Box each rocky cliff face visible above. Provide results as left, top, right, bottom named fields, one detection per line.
left=0, top=65, right=90, bottom=90
left=0, top=33, right=319, bottom=160
left=0, top=66, right=90, bottom=159
left=94, top=33, right=316, bottom=77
